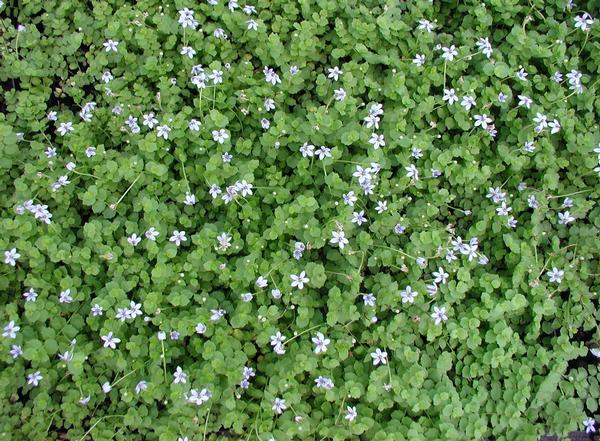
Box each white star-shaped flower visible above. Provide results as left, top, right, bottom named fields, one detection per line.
left=413, top=54, right=425, bottom=66
left=212, top=129, right=229, bottom=144
left=443, top=88, right=458, bottom=105
left=4, top=248, right=20, bottom=266
left=431, top=305, right=448, bottom=325
left=327, top=66, right=343, bottom=81
left=400, top=286, right=418, bottom=304
left=473, top=114, right=493, bottom=129
left=345, top=406, right=358, bottom=422
left=169, top=230, right=187, bottom=246
left=370, top=348, right=387, bottom=365
left=3, top=321, right=20, bottom=339
left=312, top=332, right=330, bottom=354
left=127, top=234, right=141, bottom=247
left=27, top=371, right=43, bottom=387
left=574, top=13, right=594, bottom=32
left=290, top=271, right=309, bottom=290
left=272, top=397, right=287, bottom=414
left=330, top=230, right=349, bottom=249
left=101, top=332, right=121, bottom=349
left=433, top=267, right=449, bottom=284
left=405, top=164, right=419, bottom=181
left=558, top=211, right=575, bottom=225
left=369, top=133, right=385, bottom=149
left=441, top=45, right=458, bottom=61
left=173, top=366, right=188, bottom=384
left=333, top=88, right=346, bottom=101
left=547, top=267, right=564, bottom=283
left=156, top=125, right=171, bottom=140
left=145, top=227, right=159, bottom=241
left=418, top=19, right=435, bottom=32
left=103, top=39, right=119, bottom=52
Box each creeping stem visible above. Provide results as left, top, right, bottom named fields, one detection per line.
left=111, top=172, right=143, bottom=210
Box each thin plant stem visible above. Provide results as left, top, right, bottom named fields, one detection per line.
left=111, top=367, right=139, bottom=387
left=322, top=162, right=332, bottom=191
left=373, top=244, right=417, bottom=260
left=111, top=172, right=143, bottom=210
left=40, top=131, right=56, bottom=149
left=160, top=339, right=168, bottom=383
left=78, top=415, right=124, bottom=441
left=547, top=189, right=591, bottom=199
left=180, top=157, right=191, bottom=193
left=45, top=410, right=60, bottom=435
left=456, top=51, right=481, bottom=62
left=202, top=403, right=212, bottom=441
left=442, top=60, right=447, bottom=89
left=325, top=270, right=353, bottom=281
left=198, top=88, right=204, bottom=118
left=283, top=324, right=324, bottom=346
left=334, top=395, right=346, bottom=425
left=72, top=170, right=99, bottom=179
left=578, top=30, right=589, bottom=56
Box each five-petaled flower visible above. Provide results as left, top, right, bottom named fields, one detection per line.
left=312, top=332, right=330, bottom=354
left=433, top=267, right=449, bottom=285
left=272, top=397, right=287, bottom=414
left=173, top=366, right=188, bottom=384
left=474, top=114, right=493, bottom=130
left=59, top=289, right=73, bottom=303
left=103, top=39, right=119, bottom=52
left=23, top=288, right=37, bottom=302
left=127, top=234, right=141, bottom=247
left=327, top=66, right=343, bottom=81
left=333, top=88, right=346, bottom=101
left=135, top=380, right=148, bottom=394
left=406, top=164, right=419, bottom=181
left=170, top=230, right=187, bottom=246
left=187, top=388, right=211, bottom=405
left=156, top=125, right=171, bottom=140
left=431, top=306, right=448, bottom=325
left=315, top=375, right=335, bottom=390
left=4, top=248, right=20, bottom=266
left=217, top=232, right=232, bottom=250
left=547, top=267, right=564, bottom=283
left=441, top=45, right=458, bottom=61
left=212, top=129, right=229, bottom=144
left=27, top=371, right=43, bottom=387
left=101, top=332, right=121, bottom=349
left=290, top=271, right=310, bottom=290
left=370, top=348, right=388, bottom=366
left=583, top=417, right=596, bottom=434
left=57, top=122, right=74, bottom=136
left=413, top=54, right=425, bottom=66
left=418, top=19, right=435, bottom=32
left=400, top=286, right=418, bottom=304
left=558, top=211, right=575, bottom=225
left=3, top=321, right=20, bottom=339
left=574, top=13, right=594, bottom=32
left=345, top=406, right=358, bottom=422
left=443, top=88, right=458, bottom=105
left=330, top=230, right=349, bottom=249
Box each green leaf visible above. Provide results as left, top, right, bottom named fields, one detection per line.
left=494, top=62, right=511, bottom=78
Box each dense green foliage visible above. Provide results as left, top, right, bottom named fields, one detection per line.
left=1, top=0, right=599, bottom=440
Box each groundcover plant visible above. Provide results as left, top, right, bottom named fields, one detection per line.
left=0, top=0, right=599, bottom=440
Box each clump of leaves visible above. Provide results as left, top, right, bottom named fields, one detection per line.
left=1, top=1, right=599, bottom=440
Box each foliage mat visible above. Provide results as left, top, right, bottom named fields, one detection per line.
left=1, top=1, right=599, bottom=441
